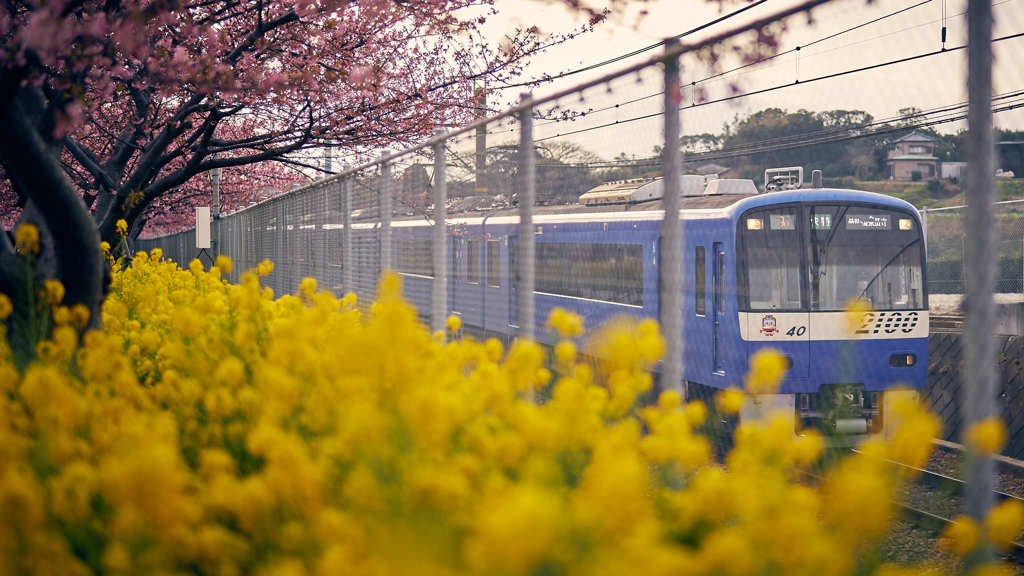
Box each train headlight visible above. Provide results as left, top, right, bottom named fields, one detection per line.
left=746, top=218, right=763, bottom=230
left=898, top=218, right=914, bottom=231
left=889, top=353, right=917, bottom=367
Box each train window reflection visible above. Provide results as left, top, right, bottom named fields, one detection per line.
left=467, top=239, right=481, bottom=284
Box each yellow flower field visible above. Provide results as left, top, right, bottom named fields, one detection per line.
left=0, top=243, right=1018, bottom=575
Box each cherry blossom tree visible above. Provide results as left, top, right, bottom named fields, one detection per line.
left=0, top=0, right=609, bottom=323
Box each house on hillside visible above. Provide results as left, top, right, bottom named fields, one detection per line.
left=887, top=131, right=939, bottom=179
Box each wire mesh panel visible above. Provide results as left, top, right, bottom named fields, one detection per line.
left=926, top=200, right=1024, bottom=304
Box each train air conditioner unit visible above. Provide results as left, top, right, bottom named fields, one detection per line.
left=764, top=166, right=804, bottom=191
left=578, top=174, right=710, bottom=206
left=702, top=178, right=758, bottom=196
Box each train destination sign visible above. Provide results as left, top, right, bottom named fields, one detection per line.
left=769, top=213, right=796, bottom=230
left=845, top=214, right=891, bottom=230
left=811, top=213, right=832, bottom=230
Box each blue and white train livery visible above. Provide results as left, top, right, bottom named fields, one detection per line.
left=384, top=183, right=928, bottom=435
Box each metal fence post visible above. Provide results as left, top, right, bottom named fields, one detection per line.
left=660, top=41, right=684, bottom=394
left=517, top=94, right=536, bottom=341
left=342, top=174, right=353, bottom=295
left=380, top=153, right=393, bottom=271
left=433, top=131, right=448, bottom=333
left=964, top=0, right=996, bottom=554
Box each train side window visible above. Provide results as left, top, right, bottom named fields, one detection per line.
left=486, top=239, right=501, bottom=287
left=695, top=246, right=706, bottom=316
left=396, top=237, right=433, bottom=277
left=536, top=242, right=643, bottom=306
left=467, top=239, right=481, bottom=284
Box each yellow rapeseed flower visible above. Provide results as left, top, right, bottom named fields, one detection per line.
left=716, top=388, right=745, bottom=415
left=257, top=259, right=274, bottom=276
left=446, top=314, right=461, bottom=333
left=0, top=293, right=11, bottom=320
left=546, top=306, right=583, bottom=338
left=745, top=347, right=787, bottom=394
left=15, top=222, right=40, bottom=254
left=41, top=279, right=65, bottom=306
left=844, top=297, right=872, bottom=333
left=215, top=254, right=233, bottom=275
left=943, top=515, right=980, bottom=557
left=100, top=241, right=111, bottom=254
left=967, top=417, right=1008, bottom=456
left=116, top=218, right=128, bottom=237
left=986, top=499, right=1024, bottom=551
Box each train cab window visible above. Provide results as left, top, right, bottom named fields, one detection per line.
left=466, top=239, right=481, bottom=284
left=486, top=239, right=502, bottom=287
left=808, top=205, right=923, bottom=310
left=739, top=208, right=803, bottom=311
left=695, top=246, right=706, bottom=316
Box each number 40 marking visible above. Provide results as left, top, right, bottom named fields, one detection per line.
left=786, top=325, right=807, bottom=336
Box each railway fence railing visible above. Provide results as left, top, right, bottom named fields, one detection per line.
left=922, top=199, right=1024, bottom=298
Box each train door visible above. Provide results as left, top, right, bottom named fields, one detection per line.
left=712, top=242, right=725, bottom=373
left=508, top=234, right=518, bottom=331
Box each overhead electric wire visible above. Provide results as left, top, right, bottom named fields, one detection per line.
left=532, top=30, right=1024, bottom=143
left=522, top=0, right=969, bottom=133
left=524, top=92, right=1024, bottom=170
left=494, top=0, right=771, bottom=90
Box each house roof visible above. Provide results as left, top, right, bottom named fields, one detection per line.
left=895, top=131, right=936, bottom=143
left=888, top=155, right=938, bottom=161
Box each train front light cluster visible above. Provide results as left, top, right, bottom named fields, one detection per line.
left=746, top=217, right=763, bottom=230
left=898, top=218, right=914, bottom=230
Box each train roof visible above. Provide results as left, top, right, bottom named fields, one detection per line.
left=388, top=188, right=920, bottom=227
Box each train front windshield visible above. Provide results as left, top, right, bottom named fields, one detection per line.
left=738, top=204, right=925, bottom=312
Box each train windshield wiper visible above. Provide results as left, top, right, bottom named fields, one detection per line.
left=856, top=238, right=922, bottom=306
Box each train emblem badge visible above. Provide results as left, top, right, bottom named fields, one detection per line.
left=760, top=315, right=778, bottom=337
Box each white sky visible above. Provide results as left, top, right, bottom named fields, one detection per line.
left=463, top=0, right=1024, bottom=159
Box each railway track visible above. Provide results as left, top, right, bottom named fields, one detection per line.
left=855, top=441, right=1024, bottom=564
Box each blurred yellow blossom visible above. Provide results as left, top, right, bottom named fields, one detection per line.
left=41, top=279, right=65, bottom=306
left=0, top=294, right=11, bottom=320
left=717, top=388, right=745, bottom=414
left=745, top=347, right=787, bottom=394
left=546, top=306, right=583, bottom=338
left=986, top=499, right=1024, bottom=551
left=215, top=254, right=233, bottom=275
left=967, top=417, right=1008, bottom=456
left=445, top=314, right=461, bottom=334
left=15, top=222, right=39, bottom=254
left=115, top=219, right=128, bottom=237
left=0, top=253, right=987, bottom=576
left=943, top=515, right=980, bottom=557
left=257, top=259, right=274, bottom=276
left=844, top=297, right=873, bottom=333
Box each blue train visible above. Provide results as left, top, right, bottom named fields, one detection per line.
left=381, top=177, right=928, bottom=435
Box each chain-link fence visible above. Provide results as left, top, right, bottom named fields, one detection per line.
left=923, top=199, right=1024, bottom=300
